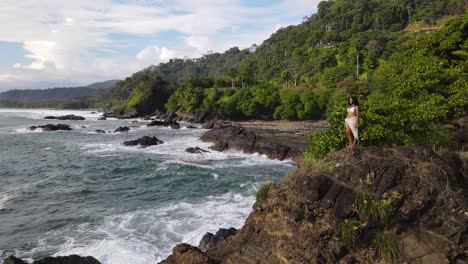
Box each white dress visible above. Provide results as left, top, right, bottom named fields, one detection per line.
left=345, top=106, right=359, bottom=140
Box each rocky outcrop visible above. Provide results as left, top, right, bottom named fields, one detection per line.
left=147, top=120, right=181, bottom=129
left=29, top=124, right=72, bottom=131
left=3, top=256, right=26, bottom=264
left=161, top=147, right=468, bottom=264
left=123, top=136, right=163, bottom=147
left=159, top=244, right=210, bottom=264
left=198, top=228, right=237, bottom=252
left=200, top=124, right=304, bottom=160
left=185, top=147, right=210, bottom=154
left=3, top=255, right=101, bottom=264
left=114, top=126, right=130, bottom=133
left=44, top=115, right=85, bottom=121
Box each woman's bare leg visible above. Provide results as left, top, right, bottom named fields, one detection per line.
left=345, top=122, right=353, bottom=148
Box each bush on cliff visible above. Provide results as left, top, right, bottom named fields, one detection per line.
left=306, top=15, right=468, bottom=159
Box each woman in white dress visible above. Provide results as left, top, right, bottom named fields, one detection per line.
left=345, top=96, right=359, bottom=149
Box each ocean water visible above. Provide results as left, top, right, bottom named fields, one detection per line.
left=0, top=109, right=295, bottom=263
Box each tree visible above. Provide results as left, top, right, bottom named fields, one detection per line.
left=227, top=67, right=239, bottom=88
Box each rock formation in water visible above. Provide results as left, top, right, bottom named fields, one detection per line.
left=3, top=255, right=101, bottom=264
left=29, top=124, right=72, bottom=131
left=114, top=126, right=130, bottom=133
left=200, top=124, right=304, bottom=161
left=160, top=146, right=467, bottom=264
left=44, top=115, right=86, bottom=121
left=123, top=136, right=164, bottom=147
left=185, top=147, right=210, bottom=154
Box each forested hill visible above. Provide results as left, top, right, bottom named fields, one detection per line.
left=99, top=0, right=466, bottom=120
left=0, top=80, right=119, bottom=102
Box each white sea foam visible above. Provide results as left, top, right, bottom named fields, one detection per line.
left=0, top=109, right=102, bottom=120
left=14, top=127, right=44, bottom=133
left=27, top=192, right=254, bottom=264
left=0, top=193, right=11, bottom=210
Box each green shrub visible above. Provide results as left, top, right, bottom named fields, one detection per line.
left=256, top=182, right=272, bottom=203
left=292, top=202, right=312, bottom=221
left=338, top=218, right=361, bottom=245
left=301, top=155, right=335, bottom=175
left=353, top=188, right=393, bottom=225
left=372, top=232, right=399, bottom=262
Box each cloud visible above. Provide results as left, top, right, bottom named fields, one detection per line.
left=136, top=45, right=177, bottom=67
left=0, top=0, right=321, bottom=91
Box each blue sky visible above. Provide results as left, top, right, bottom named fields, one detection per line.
left=0, top=0, right=320, bottom=91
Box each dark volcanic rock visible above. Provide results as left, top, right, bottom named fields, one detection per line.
left=29, top=124, right=72, bottom=131
left=200, top=124, right=302, bottom=160
left=198, top=228, right=237, bottom=252
left=185, top=147, right=210, bottom=154
left=32, top=255, right=101, bottom=264
left=114, top=126, right=130, bottom=133
left=44, top=114, right=85, bottom=120
left=147, top=120, right=180, bottom=129
left=123, top=136, right=163, bottom=147
left=3, top=256, right=27, bottom=264
left=186, top=125, right=198, bottom=129
left=159, top=244, right=211, bottom=264
left=161, top=147, right=468, bottom=264
left=95, top=129, right=106, bottom=134
left=3, top=255, right=101, bottom=264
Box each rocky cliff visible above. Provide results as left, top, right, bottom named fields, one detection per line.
left=161, top=146, right=467, bottom=264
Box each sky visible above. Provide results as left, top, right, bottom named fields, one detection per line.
left=0, top=0, right=320, bottom=91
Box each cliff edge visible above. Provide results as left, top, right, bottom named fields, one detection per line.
left=161, top=146, right=467, bottom=264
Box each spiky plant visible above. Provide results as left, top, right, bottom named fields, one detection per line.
left=255, top=182, right=271, bottom=203
left=372, top=232, right=399, bottom=262
left=338, top=218, right=361, bottom=245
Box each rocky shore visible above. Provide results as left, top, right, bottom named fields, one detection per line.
left=160, top=146, right=467, bottom=264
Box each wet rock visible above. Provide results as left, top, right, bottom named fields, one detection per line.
left=186, top=125, right=198, bottom=129
left=44, top=114, right=85, bottom=121
left=159, top=244, right=210, bottom=264
left=200, top=124, right=301, bottom=160
left=3, top=256, right=27, bottom=264
left=32, top=255, right=101, bottom=264
left=29, top=124, right=72, bottom=131
left=198, top=228, right=237, bottom=252
left=97, top=116, right=107, bottom=120
left=114, top=126, right=130, bottom=133
left=147, top=120, right=180, bottom=129
left=185, top=147, right=210, bottom=154
left=95, top=129, right=106, bottom=134
left=123, top=136, right=163, bottom=147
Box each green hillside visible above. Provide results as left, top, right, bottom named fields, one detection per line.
left=93, top=0, right=467, bottom=154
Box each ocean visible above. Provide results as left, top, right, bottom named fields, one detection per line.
left=0, top=109, right=295, bottom=263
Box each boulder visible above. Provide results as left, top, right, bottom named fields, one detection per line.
left=95, top=129, right=106, bottom=134
left=198, top=228, right=237, bottom=252
left=3, top=255, right=101, bottom=264
left=29, top=124, right=72, bottom=131
left=200, top=125, right=300, bottom=160
left=186, top=125, right=198, bottom=129
left=147, top=120, right=180, bottom=129
left=114, top=127, right=130, bottom=133
left=32, top=255, right=101, bottom=264
left=44, top=114, right=85, bottom=120
left=3, top=256, right=27, bottom=264
left=159, top=244, right=210, bottom=264
left=185, top=147, right=210, bottom=154
left=123, top=136, right=163, bottom=147
left=97, top=116, right=107, bottom=121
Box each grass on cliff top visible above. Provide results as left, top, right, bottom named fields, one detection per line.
left=256, top=182, right=271, bottom=203
left=287, top=155, right=335, bottom=181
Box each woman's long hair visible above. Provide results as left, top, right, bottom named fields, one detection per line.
left=348, top=96, right=359, bottom=106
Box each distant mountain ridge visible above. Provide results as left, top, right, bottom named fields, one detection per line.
left=0, top=80, right=119, bottom=102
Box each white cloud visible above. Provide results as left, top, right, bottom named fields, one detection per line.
left=0, top=0, right=321, bottom=91
left=136, top=45, right=177, bottom=67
